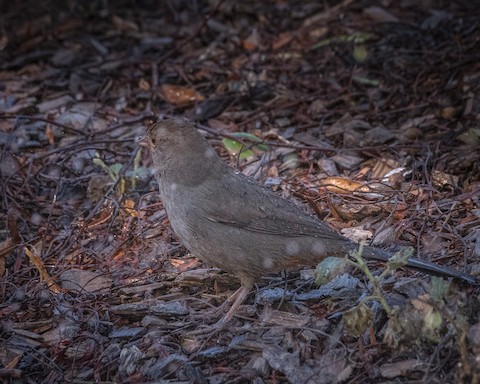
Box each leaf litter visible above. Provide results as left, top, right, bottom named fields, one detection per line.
left=0, top=1, right=479, bottom=383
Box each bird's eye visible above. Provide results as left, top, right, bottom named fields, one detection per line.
left=147, top=124, right=159, bottom=145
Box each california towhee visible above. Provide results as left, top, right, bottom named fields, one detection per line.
left=147, top=117, right=477, bottom=328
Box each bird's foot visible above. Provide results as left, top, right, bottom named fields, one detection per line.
left=186, top=285, right=252, bottom=336
left=185, top=316, right=230, bottom=336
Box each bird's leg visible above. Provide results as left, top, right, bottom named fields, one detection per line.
left=212, top=284, right=251, bottom=329
left=193, top=284, right=247, bottom=321
left=187, top=283, right=252, bottom=335
left=211, top=285, right=245, bottom=315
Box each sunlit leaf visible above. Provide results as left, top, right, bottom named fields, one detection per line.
left=159, top=84, right=205, bottom=105
left=222, top=138, right=254, bottom=159
left=222, top=132, right=268, bottom=159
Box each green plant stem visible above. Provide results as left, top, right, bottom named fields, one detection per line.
left=347, top=245, right=396, bottom=317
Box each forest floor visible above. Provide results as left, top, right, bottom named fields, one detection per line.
left=1, top=1, right=479, bottom=383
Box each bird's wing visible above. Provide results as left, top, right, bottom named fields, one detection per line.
left=201, top=172, right=344, bottom=241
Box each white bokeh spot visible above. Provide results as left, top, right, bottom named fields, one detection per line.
left=262, top=257, right=274, bottom=269
left=204, top=148, right=216, bottom=159
left=286, top=240, right=300, bottom=256
left=312, top=240, right=325, bottom=256
left=31, top=212, right=42, bottom=226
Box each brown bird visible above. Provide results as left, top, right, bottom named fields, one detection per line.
left=147, top=117, right=477, bottom=329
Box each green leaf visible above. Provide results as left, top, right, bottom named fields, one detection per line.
left=457, top=128, right=480, bottom=145
left=109, top=163, right=122, bottom=178
left=343, top=302, right=373, bottom=337
left=352, top=76, right=379, bottom=87
left=314, top=257, right=349, bottom=285
left=222, top=132, right=268, bottom=159
left=429, top=277, right=450, bottom=303
left=353, top=44, right=368, bottom=62
left=126, top=166, right=149, bottom=180
left=222, top=138, right=254, bottom=159
left=93, top=157, right=118, bottom=182
left=310, top=32, right=375, bottom=50
left=131, top=147, right=142, bottom=190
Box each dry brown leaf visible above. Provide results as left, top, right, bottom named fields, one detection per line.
left=45, top=124, right=55, bottom=145
left=458, top=214, right=477, bottom=225
left=441, top=106, right=457, bottom=119
left=87, top=204, right=114, bottom=228
left=138, top=78, right=151, bottom=91
left=272, top=32, right=293, bottom=50
left=60, top=269, right=113, bottom=292
left=0, top=238, right=16, bottom=259
left=411, top=294, right=432, bottom=312
left=380, top=359, right=425, bottom=379
left=320, top=176, right=371, bottom=194
left=123, top=199, right=137, bottom=217
left=242, top=39, right=257, bottom=51
left=421, top=233, right=445, bottom=253
left=329, top=201, right=383, bottom=221
left=170, top=258, right=201, bottom=272
left=363, top=6, right=399, bottom=23
left=5, top=352, right=22, bottom=370
left=25, top=245, right=63, bottom=293
left=37, top=95, right=75, bottom=113
left=112, top=249, right=126, bottom=261
left=0, top=256, right=5, bottom=277
left=112, top=15, right=139, bottom=32
left=159, top=84, right=205, bottom=105
left=267, top=164, right=278, bottom=178
left=371, top=158, right=402, bottom=179
left=431, top=170, right=458, bottom=188
left=391, top=203, right=409, bottom=220
left=0, top=33, right=8, bottom=50
left=241, top=29, right=260, bottom=51
left=260, top=308, right=310, bottom=327
left=341, top=226, right=374, bottom=243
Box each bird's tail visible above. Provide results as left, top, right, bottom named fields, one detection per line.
left=358, top=244, right=478, bottom=285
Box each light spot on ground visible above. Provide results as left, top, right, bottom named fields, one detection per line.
left=31, top=212, right=42, bottom=226
left=286, top=240, right=300, bottom=256
left=170, top=182, right=177, bottom=191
